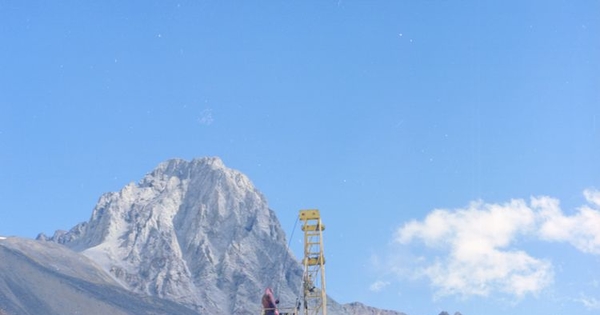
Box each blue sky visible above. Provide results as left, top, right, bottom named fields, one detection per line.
left=1, top=1, right=599, bottom=315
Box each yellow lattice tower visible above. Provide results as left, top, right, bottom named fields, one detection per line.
left=299, top=209, right=327, bottom=315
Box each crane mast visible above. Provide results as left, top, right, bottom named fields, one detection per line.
left=299, top=209, right=327, bottom=315
left=261, top=209, right=327, bottom=315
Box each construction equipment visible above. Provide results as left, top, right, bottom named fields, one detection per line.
left=299, top=209, right=327, bottom=315
left=261, top=209, right=327, bottom=315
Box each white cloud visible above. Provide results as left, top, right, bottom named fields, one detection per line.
left=369, top=280, right=390, bottom=292
left=396, top=199, right=553, bottom=298
left=584, top=188, right=600, bottom=207
left=392, top=189, right=600, bottom=299
left=536, top=190, right=600, bottom=254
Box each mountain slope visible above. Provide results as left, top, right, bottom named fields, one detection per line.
left=39, top=157, right=301, bottom=314
left=38, top=157, right=406, bottom=315
left=0, top=237, right=199, bottom=315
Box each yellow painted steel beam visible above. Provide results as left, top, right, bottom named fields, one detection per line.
left=299, top=209, right=321, bottom=220
left=301, top=224, right=326, bottom=232
left=303, top=256, right=326, bottom=266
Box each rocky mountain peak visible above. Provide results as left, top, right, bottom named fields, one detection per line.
left=36, top=157, right=408, bottom=315
left=40, top=157, right=299, bottom=314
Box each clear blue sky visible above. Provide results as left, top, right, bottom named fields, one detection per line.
left=1, top=1, right=599, bottom=315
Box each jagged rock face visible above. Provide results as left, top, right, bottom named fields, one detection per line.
left=38, top=157, right=408, bottom=315
left=40, top=157, right=302, bottom=314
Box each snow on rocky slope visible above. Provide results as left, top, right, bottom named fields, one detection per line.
left=38, top=157, right=405, bottom=315
left=39, top=157, right=301, bottom=314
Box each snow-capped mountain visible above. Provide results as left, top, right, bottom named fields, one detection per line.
left=38, top=157, right=405, bottom=315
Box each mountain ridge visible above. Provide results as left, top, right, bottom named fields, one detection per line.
left=33, top=157, right=406, bottom=315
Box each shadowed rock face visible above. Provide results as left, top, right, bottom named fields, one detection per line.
left=0, top=237, right=199, bottom=315
left=32, top=157, right=407, bottom=315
